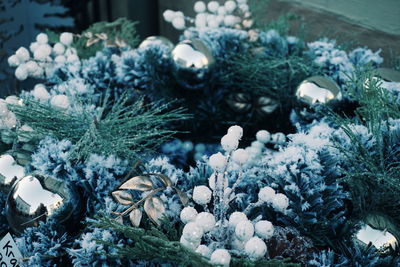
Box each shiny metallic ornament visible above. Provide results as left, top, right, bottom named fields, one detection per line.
left=226, top=93, right=278, bottom=115
left=171, top=39, right=215, bottom=89
left=355, top=214, right=399, bottom=255
left=295, top=76, right=341, bottom=105
left=375, top=68, right=400, bottom=82
left=6, top=173, right=80, bottom=234
left=139, top=36, right=174, bottom=52
left=172, top=39, right=215, bottom=70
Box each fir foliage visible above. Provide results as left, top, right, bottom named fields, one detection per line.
left=9, top=95, right=188, bottom=162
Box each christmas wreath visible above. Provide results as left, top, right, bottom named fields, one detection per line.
left=1, top=1, right=400, bottom=266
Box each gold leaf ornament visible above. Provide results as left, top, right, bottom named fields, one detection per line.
left=174, top=187, right=189, bottom=206
left=227, top=93, right=279, bottom=115
left=144, top=196, right=166, bottom=225
left=112, top=190, right=133, bottom=205
left=129, top=208, right=142, bottom=227
left=119, top=176, right=154, bottom=191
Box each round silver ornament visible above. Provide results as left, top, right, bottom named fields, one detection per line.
left=6, top=173, right=81, bottom=234
left=171, top=39, right=215, bottom=89
left=139, top=36, right=174, bottom=52
left=172, top=39, right=215, bottom=69
left=295, top=76, right=341, bottom=105
left=355, top=214, right=399, bottom=255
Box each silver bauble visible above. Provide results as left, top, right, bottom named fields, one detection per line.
left=139, top=36, right=174, bottom=52
left=172, top=39, right=215, bottom=70
left=295, top=76, right=341, bottom=105
left=171, top=39, right=215, bottom=89
left=6, top=173, right=80, bottom=234
left=0, top=154, right=25, bottom=187
left=375, top=68, right=400, bottom=82
left=355, top=214, right=399, bottom=255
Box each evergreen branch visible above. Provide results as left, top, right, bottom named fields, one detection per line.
left=221, top=52, right=320, bottom=106
left=327, top=69, right=400, bottom=224
left=10, top=95, right=189, bottom=162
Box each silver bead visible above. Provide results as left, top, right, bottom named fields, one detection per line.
left=6, top=173, right=80, bottom=234
left=295, top=76, right=341, bottom=105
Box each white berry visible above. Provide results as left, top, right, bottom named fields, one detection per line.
left=182, top=222, right=204, bottom=242
left=207, top=1, right=219, bottom=13
left=172, top=17, right=185, bottom=30
left=227, top=125, right=243, bottom=140
left=180, top=236, right=200, bottom=250
left=25, top=60, right=39, bottom=74
left=50, top=95, right=70, bottom=109
left=232, top=149, right=250, bottom=165
left=221, top=133, right=239, bottom=152
left=196, top=245, right=212, bottom=258
left=60, top=32, right=73, bottom=46
left=15, top=47, right=30, bottom=62
left=193, top=185, right=212, bottom=205
left=235, top=220, right=254, bottom=242
left=210, top=249, right=231, bottom=266
left=36, top=33, right=48, bottom=44
left=180, top=207, right=198, bottom=224
left=15, top=64, right=28, bottom=80
left=229, top=212, right=248, bottom=228
left=7, top=55, right=20, bottom=67
left=258, top=186, right=276, bottom=204
left=195, top=212, right=216, bottom=232
left=194, top=1, right=206, bottom=13
left=224, top=1, right=237, bottom=13
left=273, top=193, right=289, bottom=212
left=53, top=43, right=65, bottom=55
left=209, top=152, right=227, bottom=172
left=255, top=220, right=274, bottom=239
left=245, top=237, right=267, bottom=260
left=256, top=130, right=271, bottom=144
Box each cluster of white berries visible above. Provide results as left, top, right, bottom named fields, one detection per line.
left=244, top=130, right=286, bottom=163
left=179, top=125, right=285, bottom=265
left=163, top=0, right=252, bottom=31
left=0, top=96, right=22, bottom=130
left=32, top=84, right=70, bottom=109
left=229, top=212, right=273, bottom=260
left=258, top=186, right=289, bottom=213
left=8, top=32, right=78, bottom=81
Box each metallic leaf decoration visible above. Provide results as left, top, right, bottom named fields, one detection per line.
left=227, top=93, right=278, bottom=115
left=144, top=196, right=166, bottom=225
left=256, top=96, right=279, bottom=115
left=129, top=208, right=142, bottom=227
left=173, top=187, right=189, bottom=206
left=119, top=176, right=154, bottom=191
left=226, top=93, right=252, bottom=113
left=112, top=190, right=134, bottom=205
left=151, top=173, right=172, bottom=187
